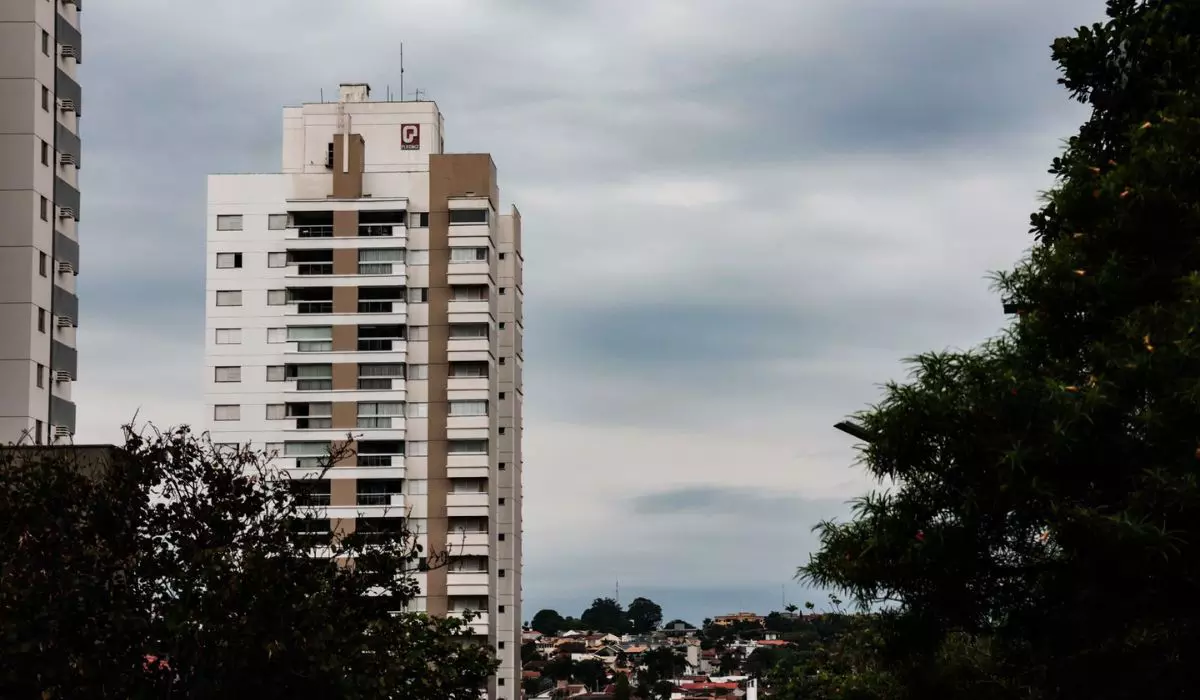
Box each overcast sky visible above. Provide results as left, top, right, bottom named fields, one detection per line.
left=73, top=0, right=1103, bottom=623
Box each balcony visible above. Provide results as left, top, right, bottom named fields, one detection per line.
left=357, top=338, right=398, bottom=352
left=446, top=531, right=490, bottom=548
left=358, top=263, right=398, bottom=275
left=294, top=379, right=333, bottom=392
left=448, top=300, right=489, bottom=316
left=358, top=301, right=399, bottom=314
left=446, top=571, right=490, bottom=595
left=296, top=263, right=333, bottom=276
left=356, top=454, right=404, bottom=468
left=447, top=338, right=490, bottom=354
left=447, top=610, right=490, bottom=634
left=447, top=376, right=489, bottom=392
left=447, top=453, right=490, bottom=469
left=447, top=492, right=488, bottom=509
left=296, top=225, right=333, bottom=238
left=355, top=492, right=405, bottom=508
left=295, top=302, right=333, bottom=315
left=359, top=224, right=396, bottom=237
left=447, top=415, right=490, bottom=431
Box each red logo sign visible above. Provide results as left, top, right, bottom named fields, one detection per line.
left=401, top=124, right=420, bottom=150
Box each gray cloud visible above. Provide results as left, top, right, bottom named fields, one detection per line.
left=74, top=0, right=1111, bottom=618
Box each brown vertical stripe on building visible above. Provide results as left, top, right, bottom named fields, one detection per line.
left=332, top=362, right=358, bottom=390
left=426, top=153, right=498, bottom=618
left=331, top=402, right=357, bottom=430
left=332, top=134, right=365, bottom=199
left=333, top=286, right=358, bottom=314
left=331, top=478, right=357, bottom=507
left=331, top=439, right=357, bottom=467
left=333, top=209, right=359, bottom=238
left=332, top=325, right=357, bottom=352
left=333, top=248, right=358, bottom=274
left=332, top=517, right=356, bottom=536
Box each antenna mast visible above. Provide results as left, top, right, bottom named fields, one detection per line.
left=400, top=43, right=405, bottom=102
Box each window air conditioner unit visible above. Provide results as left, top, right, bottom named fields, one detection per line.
left=59, top=153, right=76, bottom=166
left=56, top=315, right=73, bottom=328
left=58, top=207, right=74, bottom=219
left=58, top=99, right=76, bottom=113
left=58, top=261, right=75, bottom=274
left=60, top=45, right=78, bottom=59
left=54, top=371, right=72, bottom=383
left=53, top=426, right=71, bottom=439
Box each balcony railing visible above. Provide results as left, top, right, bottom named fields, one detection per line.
left=356, top=493, right=395, bottom=506
left=357, top=339, right=395, bottom=352
left=359, top=225, right=394, bottom=237
left=295, top=379, right=332, bottom=391
left=297, top=225, right=333, bottom=238
left=296, top=341, right=333, bottom=353
left=358, top=263, right=394, bottom=275
left=357, top=455, right=396, bottom=467
left=357, top=417, right=394, bottom=429
left=296, top=302, right=333, bottom=314
left=295, top=493, right=331, bottom=506
left=296, top=418, right=332, bottom=430
left=358, top=301, right=396, bottom=314
left=297, top=263, right=333, bottom=276
left=357, top=378, right=394, bottom=391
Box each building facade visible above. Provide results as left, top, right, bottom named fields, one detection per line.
left=204, top=83, right=524, bottom=698
left=0, top=0, right=82, bottom=445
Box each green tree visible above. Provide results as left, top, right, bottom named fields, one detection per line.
left=0, top=428, right=495, bottom=699
left=521, top=641, right=540, bottom=664
left=613, top=672, right=633, bottom=700
left=531, top=609, right=566, bottom=636
left=799, top=2, right=1200, bottom=698
left=627, top=597, right=663, bottom=634
left=573, top=659, right=607, bottom=690
left=580, top=597, right=627, bottom=634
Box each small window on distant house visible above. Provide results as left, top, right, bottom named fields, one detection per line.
left=216, top=214, right=243, bottom=231
left=268, top=214, right=288, bottom=230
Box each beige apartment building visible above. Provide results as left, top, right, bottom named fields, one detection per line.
left=0, top=0, right=82, bottom=445
left=204, top=83, right=524, bottom=697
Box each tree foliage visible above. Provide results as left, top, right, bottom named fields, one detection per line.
left=0, top=427, right=496, bottom=699
left=797, top=2, right=1200, bottom=697
left=580, top=597, right=628, bottom=634
left=531, top=608, right=566, bottom=636
left=627, top=596, right=663, bottom=634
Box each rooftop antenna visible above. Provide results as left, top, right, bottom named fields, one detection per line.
left=399, top=42, right=405, bottom=102
left=414, top=88, right=426, bottom=101
left=320, top=87, right=324, bottom=103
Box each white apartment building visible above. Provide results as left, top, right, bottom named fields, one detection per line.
left=204, top=83, right=524, bottom=698
left=0, top=0, right=82, bottom=445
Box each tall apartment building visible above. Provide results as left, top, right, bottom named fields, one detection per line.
left=0, top=0, right=82, bottom=445
left=204, top=83, right=524, bottom=698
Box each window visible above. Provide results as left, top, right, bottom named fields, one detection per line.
left=499, top=252, right=506, bottom=260
left=40, top=197, right=48, bottom=221
left=499, top=532, right=506, bottom=540
left=286, top=441, right=333, bottom=468
left=41, top=140, right=49, bottom=166
left=407, top=364, right=428, bottom=380
left=407, top=325, right=428, bottom=341
left=450, top=285, right=487, bottom=301
left=266, top=365, right=286, bottom=381
left=214, top=366, right=241, bottom=383
left=358, top=402, right=404, bottom=429
left=214, top=328, right=241, bottom=344
left=288, top=364, right=333, bottom=391
left=499, top=605, right=506, bottom=614
left=498, top=569, right=505, bottom=578
left=37, top=308, right=46, bottom=333
left=215, top=290, right=242, bottom=306
left=216, top=214, right=243, bottom=231
left=499, top=392, right=505, bottom=400
left=405, top=402, right=428, bottom=418
left=216, top=252, right=243, bottom=269
left=267, top=290, right=288, bottom=306
left=358, top=363, right=404, bottom=390
left=268, top=214, right=289, bottom=230
left=449, top=401, right=487, bottom=417
left=213, top=405, right=241, bottom=421
left=287, top=326, right=332, bottom=352
left=39, top=252, right=47, bottom=277
left=450, top=247, right=487, bottom=263
left=499, top=427, right=506, bottom=435
left=42, top=30, right=50, bottom=55
left=36, top=364, right=45, bottom=388
left=448, top=439, right=487, bottom=454
left=267, top=328, right=287, bottom=344
left=42, top=86, right=50, bottom=111
left=499, top=498, right=506, bottom=506
left=267, top=252, right=287, bottom=268
left=266, top=404, right=285, bottom=420
left=499, top=287, right=507, bottom=295
left=450, top=361, right=488, bottom=378
left=406, top=440, right=428, bottom=456
left=287, top=402, right=333, bottom=429
left=358, top=248, right=404, bottom=275
left=499, top=357, right=506, bottom=365
left=410, top=212, right=429, bottom=228
left=407, top=287, right=428, bottom=303
left=499, top=462, right=506, bottom=470
left=449, top=209, right=488, bottom=225
left=499, top=322, right=506, bottom=329
left=406, top=249, right=429, bottom=265
left=499, top=641, right=506, bottom=649
left=449, top=323, right=488, bottom=339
